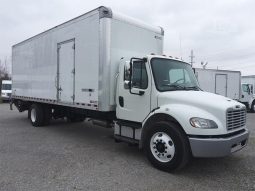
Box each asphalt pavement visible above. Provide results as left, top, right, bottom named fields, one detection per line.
left=0, top=103, right=254, bottom=191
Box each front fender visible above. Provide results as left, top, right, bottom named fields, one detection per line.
left=144, top=104, right=226, bottom=136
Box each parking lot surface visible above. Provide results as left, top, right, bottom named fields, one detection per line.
left=0, top=103, right=254, bottom=191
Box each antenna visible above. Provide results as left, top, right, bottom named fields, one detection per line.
left=201, top=61, right=208, bottom=69
left=189, top=50, right=194, bottom=67
left=179, top=35, right=182, bottom=59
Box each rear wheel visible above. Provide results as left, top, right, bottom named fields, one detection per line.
left=29, top=104, right=44, bottom=127
left=144, top=121, right=191, bottom=172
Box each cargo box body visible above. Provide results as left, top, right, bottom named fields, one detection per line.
left=194, top=68, right=241, bottom=100
left=12, top=7, right=163, bottom=112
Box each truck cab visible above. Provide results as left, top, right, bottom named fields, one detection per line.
left=1, top=80, right=12, bottom=101
left=240, top=83, right=255, bottom=112
left=115, top=55, right=249, bottom=171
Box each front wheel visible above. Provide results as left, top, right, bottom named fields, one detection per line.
left=251, top=101, right=255, bottom=113
left=144, top=121, right=191, bottom=172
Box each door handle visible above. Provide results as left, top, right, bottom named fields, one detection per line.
left=119, top=96, right=124, bottom=107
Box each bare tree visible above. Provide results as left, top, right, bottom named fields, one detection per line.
left=0, top=58, right=11, bottom=93
left=0, top=58, right=10, bottom=80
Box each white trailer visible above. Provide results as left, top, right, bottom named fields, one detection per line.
left=1, top=80, right=12, bottom=101
left=194, top=68, right=241, bottom=100
left=11, top=6, right=249, bottom=172
left=241, top=75, right=255, bottom=112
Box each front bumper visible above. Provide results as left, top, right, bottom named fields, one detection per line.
left=1, top=95, right=11, bottom=101
left=189, top=129, right=249, bottom=157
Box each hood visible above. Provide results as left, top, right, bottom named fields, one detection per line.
left=157, top=91, right=245, bottom=112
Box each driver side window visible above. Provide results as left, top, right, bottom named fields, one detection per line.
left=131, top=61, right=148, bottom=89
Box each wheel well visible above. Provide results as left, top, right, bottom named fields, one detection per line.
left=140, top=113, right=186, bottom=149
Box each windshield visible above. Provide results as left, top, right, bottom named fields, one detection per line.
left=242, top=84, right=251, bottom=93
left=2, top=84, right=12, bottom=90
left=151, top=58, right=199, bottom=91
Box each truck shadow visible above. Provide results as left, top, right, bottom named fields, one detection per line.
left=15, top=115, right=252, bottom=178
left=39, top=119, right=251, bottom=176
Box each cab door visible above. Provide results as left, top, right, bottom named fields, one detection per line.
left=116, top=59, right=151, bottom=122
left=241, top=84, right=252, bottom=102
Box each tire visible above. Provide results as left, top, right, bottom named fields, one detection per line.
left=28, top=109, right=31, bottom=119
left=251, top=101, right=255, bottom=113
left=29, top=104, right=45, bottom=127
left=144, top=121, right=191, bottom=172
left=43, top=105, right=52, bottom=125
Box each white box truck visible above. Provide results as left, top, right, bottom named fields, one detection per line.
left=194, top=68, right=241, bottom=100
left=1, top=80, right=12, bottom=101
left=11, top=6, right=249, bottom=171
left=240, top=75, right=255, bottom=112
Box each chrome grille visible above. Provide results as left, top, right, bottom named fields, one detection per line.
left=227, top=109, right=246, bottom=130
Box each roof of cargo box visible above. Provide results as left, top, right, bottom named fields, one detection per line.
left=242, top=75, right=255, bottom=78
left=13, top=6, right=164, bottom=47
left=194, top=68, right=241, bottom=74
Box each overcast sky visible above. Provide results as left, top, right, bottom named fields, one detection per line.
left=0, top=0, right=254, bottom=75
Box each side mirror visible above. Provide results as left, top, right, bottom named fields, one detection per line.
left=248, top=87, right=251, bottom=95
left=129, top=57, right=147, bottom=96
left=124, top=80, right=130, bottom=89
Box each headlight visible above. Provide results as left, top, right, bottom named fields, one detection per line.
left=190, top=117, right=218, bottom=129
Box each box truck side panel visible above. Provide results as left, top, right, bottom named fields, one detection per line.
left=195, top=69, right=241, bottom=100
left=225, top=72, right=241, bottom=100
left=73, top=14, right=99, bottom=106
left=12, top=11, right=100, bottom=107
left=109, top=16, right=163, bottom=108
left=196, top=70, right=215, bottom=93
left=215, top=74, right=227, bottom=96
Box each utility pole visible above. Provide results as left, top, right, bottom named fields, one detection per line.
left=189, top=50, right=194, bottom=67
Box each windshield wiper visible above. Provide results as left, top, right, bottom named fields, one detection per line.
left=185, top=86, right=202, bottom=91
left=162, top=84, right=186, bottom=90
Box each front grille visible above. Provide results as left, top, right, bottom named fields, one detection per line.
left=227, top=109, right=246, bottom=130
left=7, top=93, right=11, bottom=97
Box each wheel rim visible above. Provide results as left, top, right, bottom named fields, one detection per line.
left=31, top=108, right=36, bottom=123
left=150, top=132, right=175, bottom=163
